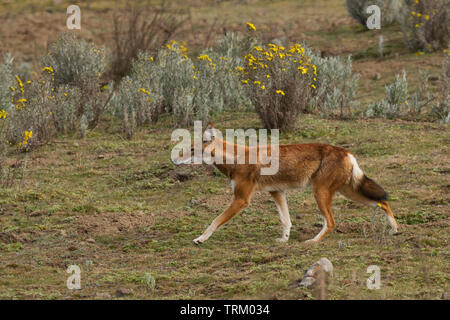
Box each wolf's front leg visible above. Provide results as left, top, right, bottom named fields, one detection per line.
left=193, top=198, right=249, bottom=244
left=194, top=182, right=255, bottom=245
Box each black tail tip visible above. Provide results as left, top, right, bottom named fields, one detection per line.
left=359, top=175, right=388, bottom=201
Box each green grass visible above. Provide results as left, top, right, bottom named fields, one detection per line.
left=0, top=0, right=449, bottom=300
left=0, top=111, right=449, bottom=300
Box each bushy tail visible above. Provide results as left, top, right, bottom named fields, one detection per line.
left=348, top=154, right=388, bottom=202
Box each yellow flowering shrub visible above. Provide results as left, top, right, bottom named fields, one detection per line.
left=400, top=0, right=449, bottom=52
left=1, top=62, right=88, bottom=151
left=0, top=58, right=37, bottom=153
left=111, top=34, right=255, bottom=132
left=239, top=42, right=317, bottom=130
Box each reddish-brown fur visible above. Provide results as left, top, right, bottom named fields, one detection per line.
left=177, top=124, right=398, bottom=244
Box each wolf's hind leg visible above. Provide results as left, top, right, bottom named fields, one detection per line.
left=270, top=191, right=292, bottom=242
left=306, top=187, right=336, bottom=243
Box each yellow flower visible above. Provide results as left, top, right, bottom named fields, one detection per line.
left=197, top=54, right=212, bottom=63
left=16, top=98, right=27, bottom=103
left=241, top=79, right=249, bottom=84
left=42, top=66, right=54, bottom=73
left=298, top=66, right=307, bottom=74
left=0, top=109, right=7, bottom=119
left=253, top=80, right=261, bottom=85
left=311, top=84, right=316, bottom=89
left=246, top=22, right=256, bottom=31
left=260, top=85, right=266, bottom=90
left=139, top=88, right=150, bottom=95
left=253, top=46, right=263, bottom=51
left=276, top=90, right=285, bottom=96
left=23, top=130, right=33, bottom=140
left=16, top=76, right=24, bottom=93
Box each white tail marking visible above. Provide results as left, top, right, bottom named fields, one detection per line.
left=348, top=154, right=364, bottom=185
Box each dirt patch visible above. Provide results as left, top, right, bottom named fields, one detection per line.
left=75, top=211, right=155, bottom=236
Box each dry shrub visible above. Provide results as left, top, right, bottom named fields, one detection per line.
left=346, top=0, right=404, bottom=28
left=42, top=33, right=110, bottom=131
left=432, top=51, right=450, bottom=123
left=400, top=0, right=449, bottom=52
left=110, top=0, right=189, bottom=81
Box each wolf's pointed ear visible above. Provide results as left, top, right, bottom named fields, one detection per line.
left=206, top=122, right=215, bottom=129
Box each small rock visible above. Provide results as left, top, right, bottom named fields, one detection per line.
left=373, top=73, right=381, bottom=80
left=428, top=76, right=439, bottom=82
left=30, top=211, right=44, bottom=217
left=299, top=258, right=333, bottom=289
left=442, top=292, right=449, bottom=300
left=96, top=292, right=111, bottom=299
left=115, top=288, right=132, bottom=297
left=97, top=155, right=105, bottom=159
left=86, top=238, right=95, bottom=243
left=302, top=200, right=312, bottom=207
left=175, top=173, right=191, bottom=182
left=299, top=277, right=316, bottom=288
left=68, top=246, right=78, bottom=251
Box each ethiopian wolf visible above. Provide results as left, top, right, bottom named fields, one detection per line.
left=173, top=123, right=398, bottom=245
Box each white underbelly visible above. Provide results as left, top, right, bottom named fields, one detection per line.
left=257, top=180, right=309, bottom=192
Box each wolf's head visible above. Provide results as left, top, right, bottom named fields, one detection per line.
left=172, top=122, right=217, bottom=165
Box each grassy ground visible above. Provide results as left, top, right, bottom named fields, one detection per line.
left=1, top=112, right=449, bottom=299
left=0, top=0, right=449, bottom=299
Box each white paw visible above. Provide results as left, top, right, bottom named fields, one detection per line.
left=276, top=237, right=289, bottom=243
left=193, top=236, right=204, bottom=245
left=304, top=239, right=318, bottom=244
